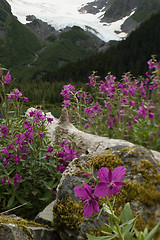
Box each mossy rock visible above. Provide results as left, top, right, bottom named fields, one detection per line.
left=52, top=145, right=160, bottom=240
left=0, top=215, right=56, bottom=240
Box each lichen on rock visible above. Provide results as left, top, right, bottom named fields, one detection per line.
left=52, top=145, right=160, bottom=239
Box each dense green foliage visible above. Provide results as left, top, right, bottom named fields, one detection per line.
left=1, top=18, right=42, bottom=67
left=132, top=0, right=160, bottom=22
left=0, top=7, right=99, bottom=82
left=33, top=26, right=97, bottom=73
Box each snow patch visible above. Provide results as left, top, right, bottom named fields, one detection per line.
left=6, top=0, right=134, bottom=42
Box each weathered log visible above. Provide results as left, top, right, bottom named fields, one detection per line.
left=55, top=108, right=160, bottom=164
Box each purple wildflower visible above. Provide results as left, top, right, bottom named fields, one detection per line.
left=8, top=89, right=22, bottom=101
left=57, top=164, right=66, bottom=173
left=14, top=156, right=20, bottom=163
left=4, top=71, right=11, bottom=84
left=47, top=117, right=53, bottom=123
left=39, top=131, right=44, bottom=137
left=74, top=183, right=99, bottom=217
left=23, top=97, right=28, bottom=102
left=137, top=106, right=147, bottom=118
left=94, top=166, right=126, bottom=198
left=149, top=112, right=154, bottom=119
left=13, top=173, right=22, bottom=188
left=0, top=126, right=8, bottom=137
left=47, top=146, right=53, bottom=153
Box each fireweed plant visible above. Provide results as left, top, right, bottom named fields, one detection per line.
left=74, top=166, right=160, bottom=240
left=0, top=68, right=79, bottom=218
left=61, top=57, right=160, bottom=151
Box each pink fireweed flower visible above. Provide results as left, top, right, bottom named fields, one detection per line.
left=62, top=100, right=71, bottom=107
left=47, top=146, right=53, bottom=153
left=130, top=101, right=135, bottom=106
left=94, top=166, right=126, bottom=198
left=47, top=117, right=53, bottom=123
left=121, top=98, right=129, bottom=105
left=133, top=117, right=138, bottom=124
left=13, top=173, right=22, bottom=188
left=90, top=102, right=101, bottom=113
left=147, top=59, right=157, bottom=69
left=23, top=96, right=28, bottom=102
left=14, top=156, right=20, bottom=163
left=74, top=183, right=99, bottom=217
left=137, top=106, right=147, bottom=119
left=1, top=176, right=10, bottom=186
left=104, top=100, right=112, bottom=110
left=8, top=89, right=22, bottom=101
left=4, top=71, right=11, bottom=84
left=84, top=107, right=92, bottom=114
left=61, top=84, right=75, bottom=100
left=57, top=164, right=66, bottom=173
left=29, top=109, right=46, bottom=123
left=76, top=90, right=86, bottom=99
left=88, top=76, right=96, bottom=86
left=85, top=123, right=89, bottom=129
left=24, top=120, right=32, bottom=129
left=0, top=125, right=8, bottom=137
left=149, top=112, right=154, bottom=119
left=39, top=131, right=44, bottom=137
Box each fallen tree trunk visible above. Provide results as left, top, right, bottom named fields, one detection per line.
left=55, top=108, right=160, bottom=164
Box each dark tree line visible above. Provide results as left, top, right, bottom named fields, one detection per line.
left=42, top=11, right=160, bottom=84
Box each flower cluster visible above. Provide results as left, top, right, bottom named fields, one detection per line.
left=74, top=166, right=126, bottom=217
left=46, top=139, right=79, bottom=172
left=61, top=57, right=160, bottom=150
left=8, top=88, right=28, bottom=103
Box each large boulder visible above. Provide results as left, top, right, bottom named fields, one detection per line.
left=0, top=215, right=60, bottom=240
left=36, top=145, right=160, bottom=240
left=29, top=107, right=160, bottom=239
left=26, top=107, right=160, bottom=164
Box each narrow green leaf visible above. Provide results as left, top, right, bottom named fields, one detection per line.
left=120, top=202, right=132, bottom=223
left=101, top=223, right=113, bottom=234
left=144, top=222, right=160, bottom=240
left=120, top=215, right=138, bottom=228
left=86, top=233, right=117, bottom=240
left=7, top=195, right=15, bottom=209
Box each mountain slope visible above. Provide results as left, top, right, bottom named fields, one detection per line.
left=80, top=0, right=160, bottom=34
left=0, top=0, right=107, bottom=81
left=0, top=1, right=42, bottom=70
left=42, top=10, right=160, bottom=83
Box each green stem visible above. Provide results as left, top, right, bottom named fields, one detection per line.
left=106, top=196, right=125, bottom=240
left=3, top=84, right=9, bottom=126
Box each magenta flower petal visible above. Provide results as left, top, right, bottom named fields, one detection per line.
left=73, top=185, right=89, bottom=200
left=112, top=166, right=126, bottom=182
left=83, top=200, right=94, bottom=217
left=95, top=166, right=126, bottom=198
left=112, top=185, right=122, bottom=196
left=98, top=167, right=109, bottom=182
left=94, top=183, right=109, bottom=197
left=74, top=183, right=100, bottom=217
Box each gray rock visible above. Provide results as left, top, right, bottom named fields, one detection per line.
left=35, top=201, right=56, bottom=226
left=39, top=145, right=160, bottom=240
left=0, top=215, right=60, bottom=240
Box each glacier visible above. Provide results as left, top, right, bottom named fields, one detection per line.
left=6, top=0, right=134, bottom=42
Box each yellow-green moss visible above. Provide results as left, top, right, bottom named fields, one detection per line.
left=0, top=216, right=50, bottom=240
left=89, top=153, right=123, bottom=170
left=53, top=147, right=160, bottom=238
left=89, top=149, right=160, bottom=237
left=118, top=147, right=134, bottom=152
left=52, top=197, right=84, bottom=230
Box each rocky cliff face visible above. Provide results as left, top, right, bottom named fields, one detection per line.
left=26, top=16, right=108, bottom=51
left=79, top=0, right=160, bottom=34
